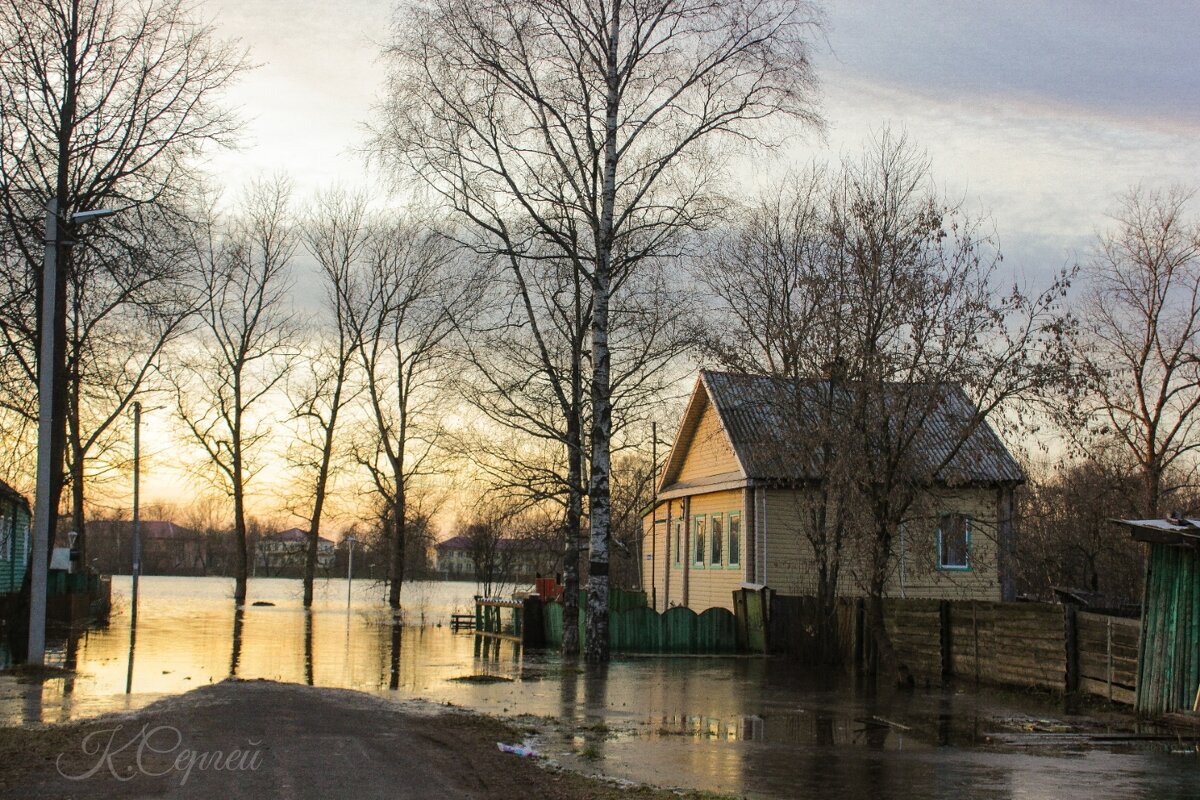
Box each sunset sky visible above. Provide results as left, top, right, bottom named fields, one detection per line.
left=132, top=0, right=1200, bottom=524
left=202, top=0, right=1200, bottom=273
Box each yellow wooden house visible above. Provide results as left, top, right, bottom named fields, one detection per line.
left=642, top=371, right=1024, bottom=612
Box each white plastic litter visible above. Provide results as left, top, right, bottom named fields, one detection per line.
left=496, top=742, right=537, bottom=758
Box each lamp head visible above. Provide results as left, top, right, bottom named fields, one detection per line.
left=70, top=208, right=118, bottom=225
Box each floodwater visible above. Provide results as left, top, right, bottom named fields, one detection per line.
left=2, top=576, right=1198, bottom=800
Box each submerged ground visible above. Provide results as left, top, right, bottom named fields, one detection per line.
left=0, top=576, right=1196, bottom=799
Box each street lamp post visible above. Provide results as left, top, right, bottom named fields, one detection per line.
left=27, top=199, right=117, bottom=665
left=131, top=401, right=142, bottom=627
left=344, top=534, right=358, bottom=609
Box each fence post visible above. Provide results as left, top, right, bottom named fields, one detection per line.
left=853, top=598, right=865, bottom=674
left=1106, top=616, right=1113, bottom=701
left=522, top=597, right=545, bottom=647
left=972, top=602, right=979, bottom=683
left=939, top=600, right=952, bottom=678
left=1064, top=605, right=1079, bottom=696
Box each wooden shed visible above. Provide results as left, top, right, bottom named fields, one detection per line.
left=0, top=480, right=31, bottom=597
left=1115, top=517, right=1200, bottom=716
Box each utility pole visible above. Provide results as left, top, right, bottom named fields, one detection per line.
left=27, top=200, right=59, bottom=665
left=27, top=200, right=118, bottom=665
left=345, top=534, right=357, bottom=609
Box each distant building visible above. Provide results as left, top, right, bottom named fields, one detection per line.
left=139, top=521, right=206, bottom=575
left=434, top=535, right=559, bottom=581
left=86, top=519, right=206, bottom=575
left=254, top=528, right=336, bottom=575
left=0, top=480, right=31, bottom=597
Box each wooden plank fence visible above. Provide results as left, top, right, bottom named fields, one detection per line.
left=1077, top=611, right=1139, bottom=705
left=771, top=595, right=1141, bottom=704
left=541, top=600, right=737, bottom=654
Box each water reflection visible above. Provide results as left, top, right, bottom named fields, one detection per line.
left=230, top=605, right=245, bottom=678
left=0, top=576, right=1195, bottom=800
left=388, top=619, right=400, bottom=691
left=306, top=609, right=315, bottom=687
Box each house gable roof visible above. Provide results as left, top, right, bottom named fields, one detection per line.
left=656, top=376, right=748, bottom=493
left=659, top=371, right=1024, bottom=494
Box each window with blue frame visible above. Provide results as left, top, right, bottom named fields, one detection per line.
left=937, top=513, right=971, bottom=570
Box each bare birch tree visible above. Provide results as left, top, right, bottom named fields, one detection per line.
left=0, top=0, right=244, bottom=556
left=450, top=247, right=688, bottom=654
left=376, top=0, right=821, bottom=661
left=1065, top=186, right=1200, bottom=517
left=173, top=180, right=297, bottom=604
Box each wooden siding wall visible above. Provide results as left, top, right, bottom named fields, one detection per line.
left=1135, top=544, right=1200, bottom=715
left=762, top=488, right=1003, bottom=601
left=684, top=490, right=746, bottom=611
left=0, top=500, right=30, bottom=595
left=673, top=401, right=740, bottom=483
left=644, top=490, right=747, bottom=612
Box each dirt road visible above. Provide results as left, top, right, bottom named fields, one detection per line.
left=0, top=680, right=701, bottom=799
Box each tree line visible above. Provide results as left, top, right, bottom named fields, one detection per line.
left=1, top=0, right=1197, bottom=669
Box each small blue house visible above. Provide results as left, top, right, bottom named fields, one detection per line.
left=0, top=480, right=31, bottom=597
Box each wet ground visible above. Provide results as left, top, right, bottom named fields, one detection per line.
left=2, top=576, right=1198, bottom=799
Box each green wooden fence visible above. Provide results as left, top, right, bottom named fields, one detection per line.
left=541, top=595, right=738, bottom=654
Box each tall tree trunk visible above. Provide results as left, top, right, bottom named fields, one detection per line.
left=388, top=472, right=406, bottom=609
left=231, top=400, right=248, bottom=604
left=303, top=521, right=319, bottom=607
left=584, top=0, right=621, bottom=664
left=1144, top=460, right=1161, bottom=518
left=865, top=521, right=902, bottom=683
left=562, top=407, right=583, bottom=656
left=68, top=389, right=86, bottom=563
left=232, top=475, right=248, bottom=604
left=304, top=384, right=343, bottom=607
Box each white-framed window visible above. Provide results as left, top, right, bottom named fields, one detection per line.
left=673, top=518, right=682, bottom=567
left=710, top=513, right=723, bottom=566
left=727, top=512, right=741, bottom=569
left=693, top=515, right=706, bottom=569
left=937, top=513, right=971, bottom=571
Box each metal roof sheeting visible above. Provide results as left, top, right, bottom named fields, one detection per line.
left=700, top=370, right=1025, bottom=486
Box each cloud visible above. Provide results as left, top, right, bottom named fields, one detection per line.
left=821, top=0, right=1200, bottom=129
